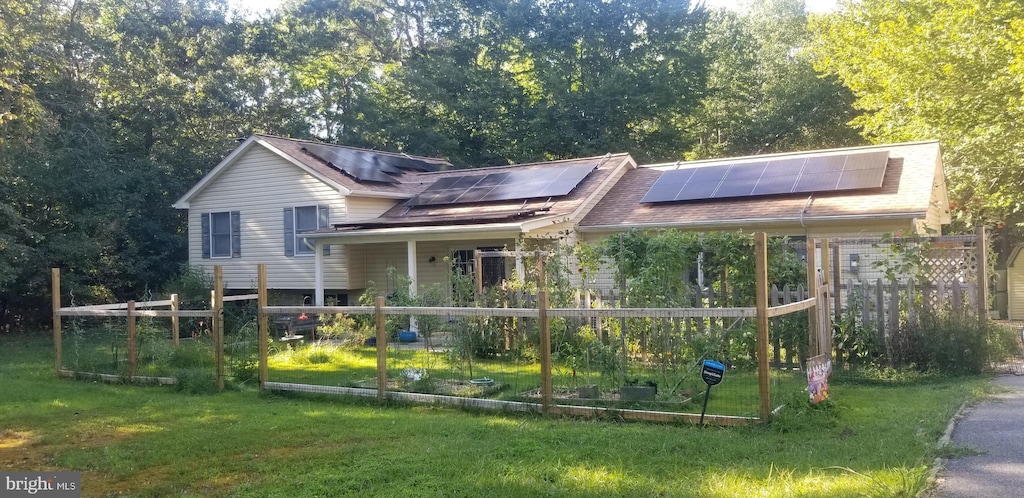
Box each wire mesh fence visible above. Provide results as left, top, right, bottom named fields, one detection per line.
left=258, top=232, right=817, bottom=425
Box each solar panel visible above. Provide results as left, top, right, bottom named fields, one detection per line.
left=301, top=143, right=441, bottom=183
left=408, top=163, right=597, bottom=206
left=641, top=150, right=890, bottom=204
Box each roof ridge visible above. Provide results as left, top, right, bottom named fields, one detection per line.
left=253, top=134, right=451, bottom=163
left=641, top=140, right=939, bottom=169
left=410, top=153, right=631, bottom=177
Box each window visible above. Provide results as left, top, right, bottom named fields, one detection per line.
left=294, top=206, right=319, bottom=255
left=201, top=211, right=240, bottom=259
left=283, top=205, right=330, bottom=257
left=451, top=248, right=505, bottom=287
left=210, top=212, right=232, bottom=258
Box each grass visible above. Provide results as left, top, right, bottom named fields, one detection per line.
left=267, top=341, right=806, bottom=417
left=0, top=332, right=995, bottom=497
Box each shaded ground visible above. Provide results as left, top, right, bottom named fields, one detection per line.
left=930, top=374, right=1024, bottom=498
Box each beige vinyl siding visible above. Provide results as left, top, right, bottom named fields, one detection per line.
left=347, top=196, right=399, bottom=221
left=1008, top=253, right=1024, bottom=320
left=347, top=239, right=517, bottom=295
left=343, top=196, right=402, bottom=287
left=924, top=157, right=951, bottom=234
left=187, top=145, right=349, bottom=290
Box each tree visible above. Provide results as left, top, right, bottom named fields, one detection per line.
left=367, top=0, right=710, bottom=165
left=686, top=0, right=861, bottom=159
left=809, top=0, right=1024, bottom=232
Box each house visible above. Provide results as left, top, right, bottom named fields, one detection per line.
left=578, top=140, right=951, bottom=285
left=172, top=134, right=636, bottom=304
left=174, top=136, right=950, bottom=304
left=1001, top=246, right=1024, bottom=320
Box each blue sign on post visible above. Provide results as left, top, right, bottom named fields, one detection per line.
left=699, top=359, right=726, bottom=425
left=701, top=360, right=725, bottom=386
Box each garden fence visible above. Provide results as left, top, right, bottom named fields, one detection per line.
left=256, top=233, right=830, bottom=425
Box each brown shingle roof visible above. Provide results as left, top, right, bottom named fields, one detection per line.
left=255, top=135, right=453, bottom=196
left=580, top=141, right=945, bottom=230
left=333, top=154, right=632, bottom=229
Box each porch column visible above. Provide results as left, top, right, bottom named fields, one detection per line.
left=407, top=240, right=418, bottom=332
left=314, top=240, right=324, bottom=306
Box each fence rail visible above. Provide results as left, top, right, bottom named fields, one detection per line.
left=52, top=232, right=847, bottom=426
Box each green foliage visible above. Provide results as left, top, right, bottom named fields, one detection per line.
left=687, top=0, right=861, bottom=159
left=809, top=0, right=1024, bottom=229
left=771, top=389, right=843, bottom=434
left=172, top=369, right=219, bottom=395
left=316, top=312, right=364, bottom=347
left=890, top=312, right=1016, bottom=376
left=871, top=231, right=934, bottom=284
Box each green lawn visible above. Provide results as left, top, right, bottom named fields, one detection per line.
left=267, top=341, right=806, bottom=418
left=0, top=333, right=991, bottom=497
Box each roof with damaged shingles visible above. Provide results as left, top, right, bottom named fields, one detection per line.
left=255, top=134, right=453, bottom=196
left=333, top=153, right=633, bottom=229
left=580, top=141, right=946, bottom=230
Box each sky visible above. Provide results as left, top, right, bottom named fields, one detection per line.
left=229, top=0, right=841, bottom=18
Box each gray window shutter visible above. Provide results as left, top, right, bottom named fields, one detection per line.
left=319, top=204, right=331, bottom=256
left=200, top=213, right=211, bottom=259
left=283, top=207, right=294, bottom=257
left=230, top=211, right=241, bottom=258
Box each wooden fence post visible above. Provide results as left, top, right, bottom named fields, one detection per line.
left=755, top=232, right=771, bottom=420
left=258, top=264, right=269, bottom=390
left=474, top=251, right=484, bottom=299
left=127, top=300, right=137, bottom=378
left=171, top=293, right=180, bottom=347
left=806, top=238, right=819, bottom=358
left=875, top=278, right=888, bottom=360
left=977, top=225, right=988, bottom=318
left=831, top=242, right=842, bottom=326
left=376, top=295, right=387, bottom=401
left=821, top=238, right=832, bottom=358
left=539, top=289, right=552, bottom=415
left=214, top=266, right=224, bottom=391
left=52, top=268, right=62, bottom=376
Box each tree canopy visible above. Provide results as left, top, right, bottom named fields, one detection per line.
left=809, top=0, right=1024, bottom=230
left=1, top=0, right=859, bottom=329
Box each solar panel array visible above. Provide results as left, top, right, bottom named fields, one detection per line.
left=408, top=163, right=597, bottom=207
left=641, top=151, right=890, bottom=204
left=302, top=143, right=441, bottom=184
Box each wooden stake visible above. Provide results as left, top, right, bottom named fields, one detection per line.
left=539, top=289, right=552, bottom=414
left=127, top=300, right=137, bottom=378
left=376, top=295, right=387, bottom=401
left=258, top=264, right=269, bottom=390
left=755, top=232, right=771, bottom=420
left=214, top=266, right=224, bottom=391
left=52, top=268, right=62, bottom=376
left=170, top=293, right=180, bottom=347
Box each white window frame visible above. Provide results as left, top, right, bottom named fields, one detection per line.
left=293, top=205, right=321, bottom=256
left=209, top=211, right=232, bottom=259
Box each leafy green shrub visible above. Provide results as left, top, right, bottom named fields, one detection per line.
left=889, top=312, right=1015, bottom=375
left=316, top=313, right=365, bottom=347
left=169, top=342, right=215, bottom=369
left=771, top=389, right=843, bottom=433
left=173, top=369, right=219, bottom=394
left=229, top=358, right=258, bottom=384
